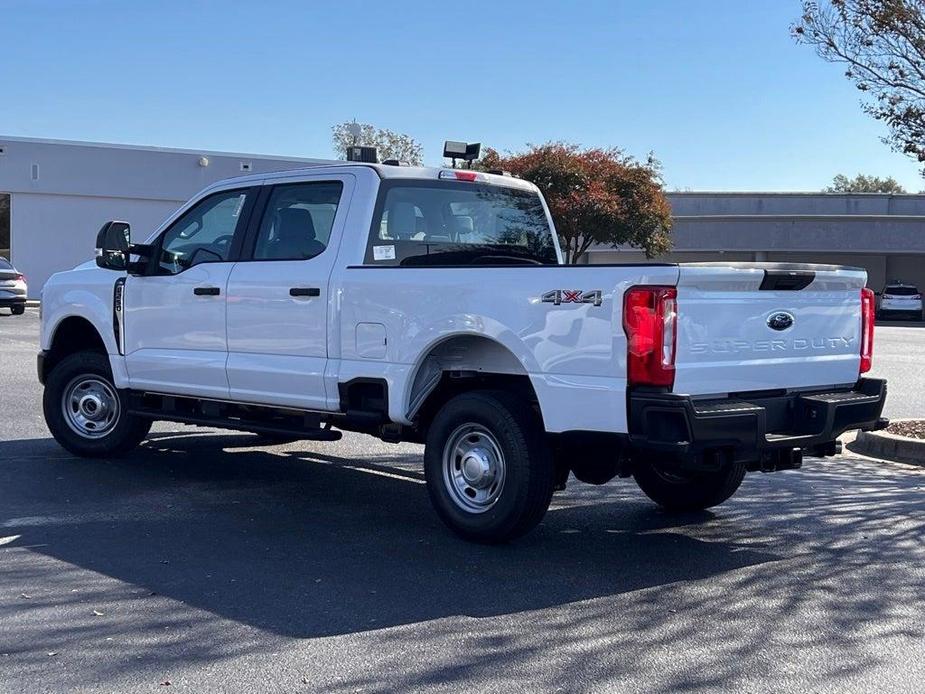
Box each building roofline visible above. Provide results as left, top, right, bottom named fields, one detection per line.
left=668, top=190, right=925, bottom=198
left=0, top=133, right=336, bottom=164
left=673, top=214, right=925, bottom=221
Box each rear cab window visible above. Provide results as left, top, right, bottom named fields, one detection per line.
left=365, top=179, right=558, bottom=266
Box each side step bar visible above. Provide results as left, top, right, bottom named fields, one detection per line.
left=126, top=391, right=342, bottom=441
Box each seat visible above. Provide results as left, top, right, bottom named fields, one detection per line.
left=266, top=208, right=325, bottom=259
left=389, top=202, right=418, bottom=240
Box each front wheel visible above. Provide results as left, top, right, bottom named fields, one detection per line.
left=43, top=351, right=151, bottom=458
left=633, top=461, right=746, bottom=512
left=424, top=391, right=555, bottom=543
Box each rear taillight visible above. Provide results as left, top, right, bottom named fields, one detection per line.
left=623, top=286, right=677, bottom=388
left=13, top=273, right=24, bottom=282
left=860, top=287, right=875, bottom=374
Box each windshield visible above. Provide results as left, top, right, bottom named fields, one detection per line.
left=366, top=181, right=559, bottom=266
left=884, top=286, right=919, bottom=296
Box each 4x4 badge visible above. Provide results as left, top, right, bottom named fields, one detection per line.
left=541, top=289, right=603, bottom=306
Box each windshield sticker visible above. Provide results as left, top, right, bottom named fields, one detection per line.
left=373, top=245, right=396, bottom=261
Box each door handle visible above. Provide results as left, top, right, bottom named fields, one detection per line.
left=194, top=286, right=221, bottom=296
left=290, top=287, right=320, bottom=297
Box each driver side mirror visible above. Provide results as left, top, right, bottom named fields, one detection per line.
left=95, top=221, right=131, bottom=271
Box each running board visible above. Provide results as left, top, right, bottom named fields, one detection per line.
left=126, top=391, right=343, bottom=441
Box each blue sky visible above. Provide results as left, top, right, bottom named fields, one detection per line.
left=2, top=0, right=922, bottom=191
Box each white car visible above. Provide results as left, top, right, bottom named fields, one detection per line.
left=878, top=283, right=923, bottom=321
left=36, top=161, right=888, bottom=543
left=0, top=256, right=27, bottom=315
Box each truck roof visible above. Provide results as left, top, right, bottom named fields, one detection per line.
left=204, top=162, right=538, bottom=193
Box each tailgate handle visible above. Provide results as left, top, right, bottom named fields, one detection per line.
left=759, top=270, right=814, bottom=291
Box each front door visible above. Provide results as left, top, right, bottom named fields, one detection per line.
left=123, top=187, right=255, bottom=399
left=225, top=176, right=351, bottom=410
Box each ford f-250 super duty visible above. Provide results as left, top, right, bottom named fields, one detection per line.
left=37, top=162, right=888, bottom=542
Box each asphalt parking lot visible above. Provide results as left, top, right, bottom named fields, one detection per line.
left=1, top=308, right=924, bottom=693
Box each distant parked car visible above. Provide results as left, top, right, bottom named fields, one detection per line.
left=877, top=283, right=923, bottom=321
left=0, top=257, right=27, bottom=315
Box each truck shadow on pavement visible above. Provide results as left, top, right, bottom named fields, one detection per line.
left=2, top=430, right=925, bottom=692
left=0, top=432, right=778, bottom=640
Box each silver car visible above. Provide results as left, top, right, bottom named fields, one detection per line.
left=0, top=257, right=27, bottom=315
left=878, top=283, right=923, bottom=321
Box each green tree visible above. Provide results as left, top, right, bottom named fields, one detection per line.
left=331, top=120, right=423, bottom=165
left=482, top=143, right=673, bottom=264
left=793, top=1, right=925, bottom=174
left=824, top=173, right=907, bottom=193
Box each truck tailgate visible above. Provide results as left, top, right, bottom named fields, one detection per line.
left=673, top=263, right=866, bottom=396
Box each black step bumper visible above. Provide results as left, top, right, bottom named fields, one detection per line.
left=628, top=378, right=888, bottom=471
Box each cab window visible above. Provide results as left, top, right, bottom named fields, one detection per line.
left=252, top=182, right=343, bottom=261
left=157, top=189, right=250, bottom=274
left=366, top=180, right=557, bottom=266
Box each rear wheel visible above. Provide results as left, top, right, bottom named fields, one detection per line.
left=43, top=351, right=151, bottom=458
left=10, top=304, right=25, bottom=315
left=633, top=461, right=746, bottom=512
left=424, top=391, right=554, bottom=543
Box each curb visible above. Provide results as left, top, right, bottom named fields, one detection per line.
left=852, top=422, right=925, bottom=467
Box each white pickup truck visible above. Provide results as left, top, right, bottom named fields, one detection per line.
left=38, top=162, right=887, bottom=542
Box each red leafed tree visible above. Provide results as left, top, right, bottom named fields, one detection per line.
left=480, top=143, right=673, bottom=264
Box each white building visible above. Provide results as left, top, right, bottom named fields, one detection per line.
left=0, top=136, right=328, bottom=296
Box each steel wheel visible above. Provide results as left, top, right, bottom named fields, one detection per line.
left=442, top=423, right=507, bottom=514
left=61, top=375, right=120, bottom=439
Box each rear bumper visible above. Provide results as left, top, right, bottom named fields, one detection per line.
left=0, top=297, right=26, bottom=308
left=628, top=378, right=888, bottom=471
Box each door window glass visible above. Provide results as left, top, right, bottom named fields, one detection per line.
left=253, top=182, right=343, bottom=261
left=158, top=189, right=249, bottom=274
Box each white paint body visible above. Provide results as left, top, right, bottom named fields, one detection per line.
left=40, top=164, right=869, bottom=435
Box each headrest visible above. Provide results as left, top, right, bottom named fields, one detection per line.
left=390, top=202, right=418, bottom=240
left=450, top=215, right=474, bottom=234
left=277, top=208, right=316, bottom=241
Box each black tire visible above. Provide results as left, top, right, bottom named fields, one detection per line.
left=633, top=461, right=746, bottom=512
left=43, top=350, right=151, bottom=458
left=424, top=390, right=554, bottom=543
left=11, top=304, right=25, bottom=315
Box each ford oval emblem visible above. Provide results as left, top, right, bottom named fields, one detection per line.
left=767, top=311, right=795, bottom=331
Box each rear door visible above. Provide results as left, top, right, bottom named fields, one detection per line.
left=673, top=263, right=865, bottom=395
left=224, top=175, right=353, bottom=410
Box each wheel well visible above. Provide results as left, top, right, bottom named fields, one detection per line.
left=409, top=335, right=542, bottom=436
left=415, top=372, right=541, bottom=433
left=43, top=316, right=107, bottom=380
